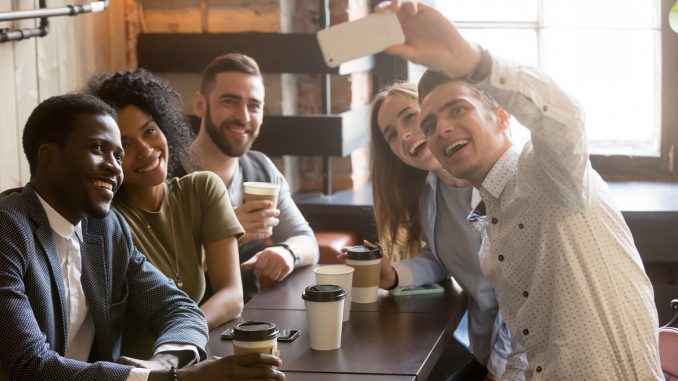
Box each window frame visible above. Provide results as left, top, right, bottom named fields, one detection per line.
left=590, top=0, right=678, bottom=181
left=373, top=0, right=678, bottom=181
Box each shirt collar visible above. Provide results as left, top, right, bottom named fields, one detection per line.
left=480, top=145, right=520, bottom=200
left=425, top=171, right=438, bottom=188
left=36, top=193, right=83, bottom=242
left=471, top=187, right=483, bottom=209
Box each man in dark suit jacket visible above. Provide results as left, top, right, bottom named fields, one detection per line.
left=0, top=93, right=284, bottom=381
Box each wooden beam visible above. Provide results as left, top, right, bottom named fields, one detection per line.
left=137, top=32, right=374, bottom=74
left=254, top=106, right=370, bottom=157
left=187, top=106, right=370, bottom=157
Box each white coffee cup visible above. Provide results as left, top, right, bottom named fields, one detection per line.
left=243, top=182, right=280, bottom=208
left=345, top=245, right=383, bottom=303
left=314, top=265, right=355, bottom=322
left=302, top=285, right=346, bottom=350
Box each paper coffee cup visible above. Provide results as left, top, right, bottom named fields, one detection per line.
left=314, top=265, right=354, bottom=322
left=232, top=321, right=279, bottom=356
left=243, top=182, right=280, bottom=208
left=345, top=245, right=382, bottom=303
left=302, top=285, right=346, bottom=350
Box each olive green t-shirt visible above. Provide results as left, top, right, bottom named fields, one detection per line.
left=114, top=171, right=243, bottom=357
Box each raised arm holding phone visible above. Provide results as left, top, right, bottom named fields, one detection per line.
left=377, top=1, right=663, bottom=380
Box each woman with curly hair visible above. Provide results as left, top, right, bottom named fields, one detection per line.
left=88, top=69, right=245, bottom=358
left=369, top=82, right=517, bottom=380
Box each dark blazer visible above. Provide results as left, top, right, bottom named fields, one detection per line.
left=0, top=184, right=208, bottom=380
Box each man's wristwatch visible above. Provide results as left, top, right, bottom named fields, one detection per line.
left=466, top=46, right=492, bottom=84
left=272, top=242, right=300, bottom=266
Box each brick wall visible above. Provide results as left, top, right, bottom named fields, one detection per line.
left=294, top=0, right=371, bottom=192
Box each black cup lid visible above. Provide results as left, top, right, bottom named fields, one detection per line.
left=302, top=284, right=346, bottom=302
left=346, top=245, right=382, bottom=260
left=233, top=321, right=279, bottom=341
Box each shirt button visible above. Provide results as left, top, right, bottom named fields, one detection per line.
left=498, top=255, right=504, bottom=261
left=522, top=291, right=529, bottom=297
left=518, top=223, right=524, bottom=229
left=499, top=77, right=506, bottom=85
left=522, top=329, right=529, bottom=335
left=536, top=366, right=543, bottom=373
left=491, top=217, right=498, bottom=224
left=542, top=105, right=548, bottom=112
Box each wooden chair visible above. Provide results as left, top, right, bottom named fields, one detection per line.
left=315, top=231, right=357, bottom=264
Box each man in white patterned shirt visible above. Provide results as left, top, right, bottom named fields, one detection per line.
left=381, top=2, right=663, bottom=380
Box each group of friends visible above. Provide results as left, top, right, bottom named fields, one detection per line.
left=0, top=2, right=665, bottom=380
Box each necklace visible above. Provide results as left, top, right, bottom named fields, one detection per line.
left=164, top=206, right=183, bottom=289
left=130, top=190, right=184, bottom=289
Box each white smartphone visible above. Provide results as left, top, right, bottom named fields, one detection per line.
left=316, top=11, right=405, bottom=68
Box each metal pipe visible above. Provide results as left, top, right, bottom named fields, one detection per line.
left=320, top=0, right=333, bottom=196
left=0, top=1, right=107, bottom=43
left=0, top=26, right=48, bottom=42
left=0, top=1, right=108, bottom=22
left=1, top=0, right=48, bottom=43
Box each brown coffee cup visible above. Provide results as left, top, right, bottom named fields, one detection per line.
left=232, top=321, right=279, bottom=356
left=345, top=245, right=382, bottom=303
left=243, top=182, right=280, bottom=208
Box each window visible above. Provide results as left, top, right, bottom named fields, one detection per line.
left=404, top=0, right=678, bottom=179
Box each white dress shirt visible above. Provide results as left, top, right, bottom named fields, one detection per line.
left=36, top=196, right=198, bottom=380
left=474, top=55, right=663, bottom=380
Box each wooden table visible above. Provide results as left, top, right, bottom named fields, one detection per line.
left=207, top=266, right=465, bottom=380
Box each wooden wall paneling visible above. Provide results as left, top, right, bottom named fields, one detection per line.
left=74, top=8, right=98, bottom=85
left=206, top=0, right=279, bottom=32
left=36, top=1, right=61, bottom=101
left=74, top=0, right=128, bottom=85
left=56, top=0, right=78, bottom=94
left=140, top=0, right=202, bottom=33
left=107, top=0, right=128, bottom=71
left=11, top=0, right=39, bottom=185
left=0, top=2, right=21, bottom=190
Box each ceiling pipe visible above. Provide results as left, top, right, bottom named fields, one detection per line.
left=0, top=0, right=109, bottom=43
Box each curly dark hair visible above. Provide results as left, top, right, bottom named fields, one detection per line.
left=86, top=68, right=193, bottom=178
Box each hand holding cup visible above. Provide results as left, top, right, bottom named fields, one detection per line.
left=173, top=353, right=285, bottom=381
left=339, top=240, right=396, bottom=290
left=237, top=182, right=282, bottom=244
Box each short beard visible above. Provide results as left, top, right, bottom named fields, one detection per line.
left=204, top=102, right=256, bottom=157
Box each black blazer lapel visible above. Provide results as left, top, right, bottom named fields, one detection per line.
left=23, top=185, right=68, bottom=354
left=80, top=225, right=114, bottom=359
